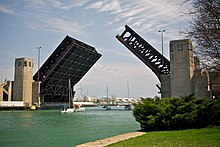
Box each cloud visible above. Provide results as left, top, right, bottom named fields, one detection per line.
left=24, top=0, right=48, bottom=11
left=85, top=0, right=184, bottom=39
left=0, top=4, right=14, bottom=14
left=24, top=15, right=87, bottom=36
left=50, top=0, right=88, bottom=10
left=87, top=0, right=120, bottom=12
left=79, top=62, right=159, bottom=97
left=86, top=62, right=155, bottom=81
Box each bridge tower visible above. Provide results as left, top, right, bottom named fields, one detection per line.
left=170, top=39, right=195, bottom=97
left=13, top=58, right=33, bottom=106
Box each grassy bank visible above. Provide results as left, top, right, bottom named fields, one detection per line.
left=108, top=126, right=220, bottom=147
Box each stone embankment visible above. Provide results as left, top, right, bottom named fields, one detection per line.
left=76, top=131, right=145, bottom=147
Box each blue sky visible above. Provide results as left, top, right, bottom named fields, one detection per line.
left=0, top=0, right=190, bottom=98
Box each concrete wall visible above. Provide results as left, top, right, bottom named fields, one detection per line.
left=7, top=81, right=12, bottom=101
left=194, top=70, right=208, bottom=98
left=160, top=74, right=170, bottom=98
left=32, top=81, right=40, bottom=105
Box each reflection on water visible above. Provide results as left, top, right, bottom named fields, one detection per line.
left=0, top=106, right=140, bottom=147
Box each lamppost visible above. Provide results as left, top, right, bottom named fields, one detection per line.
left=159, top=30, right=166, bottom=65
left=37, top=47, right=41, bottom=109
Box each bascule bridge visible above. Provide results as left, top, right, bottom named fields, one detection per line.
left=33, top=35, right=102, bottom=103
left=116, top=25, right=210, bottom=98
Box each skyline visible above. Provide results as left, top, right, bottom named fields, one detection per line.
left=0, top=0, right=191, bottom=98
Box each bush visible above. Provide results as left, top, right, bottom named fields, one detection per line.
left=133, top=95, right=220, bottom=131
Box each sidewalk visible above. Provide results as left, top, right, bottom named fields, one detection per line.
left=76, top=131, right=145, bottom=147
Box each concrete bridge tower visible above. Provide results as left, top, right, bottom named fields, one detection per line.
left=170, top=39, right=195, bottom=97
left=13, top=58, right=33, bottom=106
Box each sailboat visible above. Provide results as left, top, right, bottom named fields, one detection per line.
left=103, top=84, right=111, bottom=110
left=61, top=79, right=85, bottom=113
left=124, top=81, right=131, bottom=110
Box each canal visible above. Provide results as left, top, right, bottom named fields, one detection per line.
left=0, top=106, right=140, bottom=147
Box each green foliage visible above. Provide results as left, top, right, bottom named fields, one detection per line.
left=133, top=95, right=220, bottom=131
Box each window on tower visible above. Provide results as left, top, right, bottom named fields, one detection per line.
left=24, top=61, right=27, bottom=66
left=29, top=62, right=32, bottom=67
left=17, top=62, right=21, bottom=66
left=188, top=44, right=193, bottom=50
left=177, top=44, right=183, bottom=51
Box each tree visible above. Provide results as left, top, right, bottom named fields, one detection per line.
left=184, top=0, right=220, bottom=71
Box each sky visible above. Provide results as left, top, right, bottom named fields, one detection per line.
left=0, top=0, right=191, bottom=98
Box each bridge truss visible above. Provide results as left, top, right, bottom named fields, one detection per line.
left=116, top=25, right=170, bottom=81
left=33, top=36, right=102, bottom=102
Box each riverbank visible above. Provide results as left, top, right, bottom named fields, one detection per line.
left=76, top=131, right=145, bottom=147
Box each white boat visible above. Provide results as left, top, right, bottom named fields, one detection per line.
left=61, top=105, right=85, bottom=113
left=61, top=79, right=85, bottom=113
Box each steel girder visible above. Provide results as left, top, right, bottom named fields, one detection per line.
left=116, top=25, right=170, bottom=81
left=33, top=36, right=102, bottom=102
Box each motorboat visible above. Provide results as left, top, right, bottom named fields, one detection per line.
left=124, top=104, right=131, bottom=110
left=103, top=105, right=111, bottom=110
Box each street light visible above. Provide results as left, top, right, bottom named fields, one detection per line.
left=158, top=30, right=166, bottom=65
left=37, top=47, right=41, bottom=109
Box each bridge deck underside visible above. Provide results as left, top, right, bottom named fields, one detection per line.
left=116, top=25, right=170, bottom=81
left=33, top=36, right=102, bottom=102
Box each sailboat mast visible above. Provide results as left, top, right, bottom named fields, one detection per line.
left=69, top=79, right=71, bottom=108
left=127, top=81, right=130, bottom=98
left=106, top=84, right=109, bottom=105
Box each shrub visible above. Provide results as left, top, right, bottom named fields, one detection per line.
left=133, top=95, right=220, bottom=131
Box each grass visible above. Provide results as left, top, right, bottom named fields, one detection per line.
left=108, top=126, right=220, bottom=147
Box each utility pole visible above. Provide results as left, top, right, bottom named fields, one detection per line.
left=37, top=47, right=41, bottom=109
left=159, top=30, right=166, bottom=65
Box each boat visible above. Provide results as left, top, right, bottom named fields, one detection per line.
left=30, top=105, right=37, bottom=110
left=103, top=84, right=111, bottom=110
left=124, top=81, right=131, bottom=110
left=61, top=79, right=85, bottom=113
left=124, top=104, right=131, bottom=110
left=73, top=104, right=85, bottom=112
left=103, top=104, right=111, bottom=110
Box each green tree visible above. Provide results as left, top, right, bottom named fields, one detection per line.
left=183, top=0, right=220, bottom=71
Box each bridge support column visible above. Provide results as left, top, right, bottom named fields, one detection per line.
left=161, top=75, right=170, bottom=98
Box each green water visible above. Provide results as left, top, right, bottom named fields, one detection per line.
left=0, top=106, right=140, bottom=147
